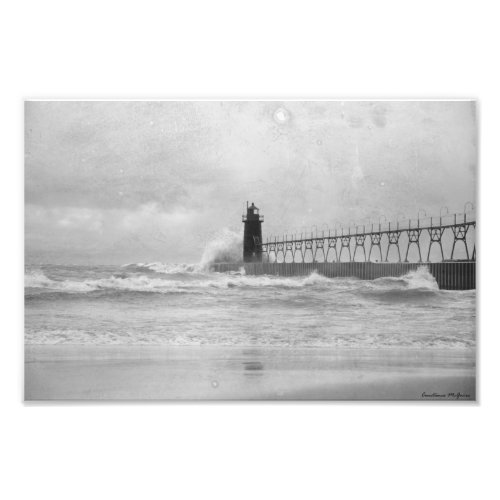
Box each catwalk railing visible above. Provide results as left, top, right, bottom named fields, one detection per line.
left=257, top=210, right=476, bottom=264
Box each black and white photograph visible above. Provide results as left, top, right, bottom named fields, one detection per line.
left=25, top=100, right=476, bottom=400
left=4, top=2, right=500, bottom=499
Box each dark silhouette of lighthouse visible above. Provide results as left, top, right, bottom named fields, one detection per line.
left=242, top=202, right=264, bottom=262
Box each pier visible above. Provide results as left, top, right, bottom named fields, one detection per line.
left=213, top=203, right=477, bottom=290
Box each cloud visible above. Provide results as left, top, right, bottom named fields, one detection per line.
left=57, top=207, right=103, bottom=232
left=25, top=101, right=477, bottom=264
left=25, top=203, right=200, bottom=264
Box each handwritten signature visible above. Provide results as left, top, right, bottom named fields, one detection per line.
left=421, top=392, right=471, bottom=400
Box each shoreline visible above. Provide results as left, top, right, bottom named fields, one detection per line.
left=25, top=344, right=476, bottom=401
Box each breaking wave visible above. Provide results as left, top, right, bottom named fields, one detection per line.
left=25, top=263, right=475, bottom=348
left=369, top=266, right=439, bottom=290
left=120, top=228, right=243, bottom=276
left=25, top=269, right=333, bottom=296
left=122, top=262, right=201, bottom=274
left=25, top=270, right=95, bottom=293
left=357, top=266, right=440, bottom=301
left=198, top=228, right=242, bottom=270
left=25, top=265, right=443, bottom=302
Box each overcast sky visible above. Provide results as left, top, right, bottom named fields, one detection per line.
left=25, top=100, right=477, bottom=265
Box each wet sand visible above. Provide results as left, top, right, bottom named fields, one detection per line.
left=24, top=345, right=476, bottom=401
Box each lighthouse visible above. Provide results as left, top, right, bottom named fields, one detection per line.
left=242, top=202, right=264, bottom=262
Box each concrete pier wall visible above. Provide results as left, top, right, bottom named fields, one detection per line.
left=211, top=261, right=476, bottom=290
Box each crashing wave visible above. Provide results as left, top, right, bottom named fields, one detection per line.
left=368, top=266, right=439, bottom=291
left=123, top=262, right=200, bottom=274
left=25, top=269, right=95, bottom=292
left=24, top=264, right=444, bottom=299
left=404, top=266, right=439, bottom=290
left=25, top=269, right=340, bottom=295
left=120, top=228, right=243, bottom=275
left=198, top=228, right=243, bottom=270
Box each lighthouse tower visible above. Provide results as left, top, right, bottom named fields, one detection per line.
left=242, top=202, right=264, bottom=262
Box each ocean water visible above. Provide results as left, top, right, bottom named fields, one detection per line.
left=25, top=262, right=475, bottom=349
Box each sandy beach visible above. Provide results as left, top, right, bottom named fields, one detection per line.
left=25, top=345, right=475, bottom=401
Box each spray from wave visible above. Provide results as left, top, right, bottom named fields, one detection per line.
left=120, top=228, right=243, bottom=275
left=404, top=266, right=439, bottom=290
left=357, top=266, right=440, bottom=302
left=368, top=266, right=439, bottom=291
left=123, top=262, right=200, bottom=274
left=198, top=228, right=243, bottom=270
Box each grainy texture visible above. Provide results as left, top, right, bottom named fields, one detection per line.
left=25, top=345, right=476, bottom=401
